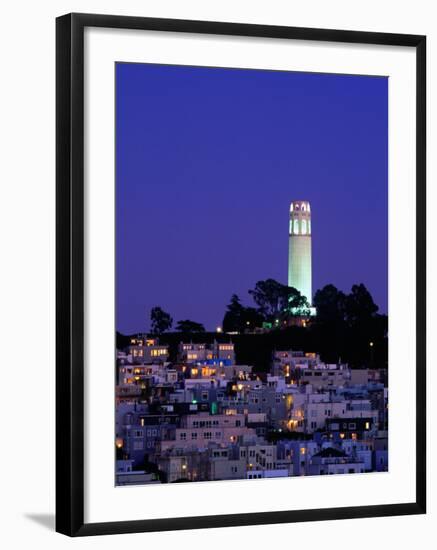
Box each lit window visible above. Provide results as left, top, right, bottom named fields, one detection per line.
left=293, top=219, right=299, bottom=235
left=301, top=219, right=307, bottom=234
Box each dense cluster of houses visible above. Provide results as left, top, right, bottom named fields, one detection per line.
left=115, top=336, right=388, bottom=485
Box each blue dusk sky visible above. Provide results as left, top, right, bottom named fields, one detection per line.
left=116, top=63, right=388, bottom=333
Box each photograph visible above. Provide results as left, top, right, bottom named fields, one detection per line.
left=0, top=0, right=429, bottom=544
left=114, top=62, right=389, bottom=486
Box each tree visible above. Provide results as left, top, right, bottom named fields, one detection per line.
left=222, top=294, right=264, bottom=332
left=345, top=283, right=379, bottom=326
left=313, top=284, right=346, bottom=324
left=312, top=284, right=347, bottom=364
left=281, top=286, right=310, bottom=318
left=222, top=294, right=245, bottom=332
left=175, top=319, right=205, bottom=333
left=150, top=306, right=173, bottom=335
left=341, top=284, right=382, bottom=368
left=311, top=283, right=387, bottom=368
left=248, top=279, right=286, bottom=319
left=249, top=279, right=309, bottom=323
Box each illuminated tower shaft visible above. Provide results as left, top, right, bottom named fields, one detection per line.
left=288, top=200, right=312, bottom=305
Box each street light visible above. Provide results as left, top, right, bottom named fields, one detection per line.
left=369, top=341, right=374, bottom=366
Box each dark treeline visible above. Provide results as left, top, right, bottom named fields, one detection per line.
left=311, top=283, right=387, bottom=369
left=117, top=281, right=387, bottom=372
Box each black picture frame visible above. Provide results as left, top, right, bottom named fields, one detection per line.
left=56, top=12, right=426, bottom=537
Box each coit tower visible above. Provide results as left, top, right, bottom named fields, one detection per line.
left=288, top=200, right=312, bottom=305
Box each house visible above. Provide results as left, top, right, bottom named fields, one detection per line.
left=308, top=447, right=365, bottom=476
